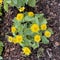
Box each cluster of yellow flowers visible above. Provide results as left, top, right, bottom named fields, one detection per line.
left=8, top=7, right=52, bottom=55
left=8, top=35, right=31, bottom=55
left=0, top=0, right=2, bottom=4
left=9, top=23, right=51, bottom=55
left=11, top=24, right=51, bottom=43
left=31, top=24, right=47, bottom=33
left=16, top=12, right=34, bottom=21
left=31, top=24, right=51, bottom=38
left=8, top=35, right=23, bottom=44
left=16, top=7, right=34, bottom=21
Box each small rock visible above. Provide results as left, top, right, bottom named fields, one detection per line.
left=55, top=42, right=60, bottom=46
left=6, top=49, right=9, bottom=52
left=10, top=48, right=15, bottom=51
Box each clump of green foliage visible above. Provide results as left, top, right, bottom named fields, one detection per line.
left=0, top=1, right=3, bottom=21
left=0, top=2, right=2, bottom=16
left=4, top=0, right=36, bottom=12
left=0, top=41, right=4, bottom=60
left=0, top=5, right=2, bottom=16
left=8, top=11, right=53, bottom=55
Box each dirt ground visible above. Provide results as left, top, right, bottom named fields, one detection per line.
left=0, top=0, right=60, bottom=60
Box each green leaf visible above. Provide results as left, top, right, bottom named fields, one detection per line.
left=0, top=47, right=3, bottom=55
left=21, top=0, right=28, bottom=5
left=0, top=41, right=4, bottom=47
left=48, top=28, right=54, bottom=34
left=28, top=0, right=36, bottom=7
left=37, top=47, right=44, bottom=58
left=0, top=12, right=2, bottom=16
left=32, top=42, right=39, bottom=49
left=16, top=0, right=25, bottom=8
left=20, top=43, right=25, bottom=47
left=24, top=16, right=34, bottom=22
left=0, top=41, right=3, bottom=56
left=42, top=36, right=49, bottom=44
left=20, top=39, right=32, bottom=47
left=32, top=17, right=39, bottom=25
left=13, top=18, right=22, bottom=29
left=35, top=14, right=44, bottom=18
left=12, top=0, right=17, bottom=4
left=10, top=0, right=15, bottom=6
left=6, top=0, right=11, bottom=4
left=4, top=1, right=8, bottom=12
left=39, top=18, right=47, bottom=25
left=0, top=56, right=3, bottom=60
left=39, top=32, right=42, bottom=36
left=17, top=24, right=24, bottom=35
left=24, top=28, right=33, bottom=35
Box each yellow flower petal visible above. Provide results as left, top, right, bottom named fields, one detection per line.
left=28, top=12, right=34, bottom=17
left=44, top=30, right=51, bottom=38
left=0, top=0, right=3, bottom=4
left=41, top=24, right=47, bottom=30
left=30, top=24, right=39, bottom=33
left=11, top=26, right=16, bottom=33
left=15, top=35, right=23, bottom=44
left=16, top=13, right=24, bottom=20
left=22, top=47, right=31, bottom=55
left=34, top=35, right=41, bottom=43
left=12, top=37, right=17, bottom=44
left=8, top=36, right=13, bottom=42
left=19, top=7, right=25, bottom=12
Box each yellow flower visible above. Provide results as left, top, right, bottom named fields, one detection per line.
left=11, top=35, right=23, bottom=44
left=0, top=0, right=3, bottom=4
left=11, top=26, right=16, bottom=33
left=8, top=36, right=13, bottom=42
left=12, top=37, right=18, bottom=44
left=44, top=30, right=51, bottom=38
left=15, top=35, right=23, bottom=44
left=19, top=7, right=25, bottom=12
left=34, top=35, right=41, bottom=43
left=22, top=47, right=31, bottom=55
left=30, top=24, right=39, bottom=33
left=41, top=24, right=47, bottom=30
left=28, top=12, right=34, bottom=17
left=16, top=13, right=24, bottom=20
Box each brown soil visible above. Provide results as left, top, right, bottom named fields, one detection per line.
left=0, top=0, right=60, bottom=60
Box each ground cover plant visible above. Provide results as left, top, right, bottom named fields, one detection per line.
left=8, top=11, right=53, bottom=55
left=0, top=0, right=60, bottom=60
left=0, top=41, right=4, bottom=60
left=0, top=0, right=3, bottom=21
left=4, top=0, right=36, bottom=12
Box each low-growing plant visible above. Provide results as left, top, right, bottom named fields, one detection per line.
left=0, top=0, right=3, bottom=21
left=0, top=0, right=3, bottom=4
left=0, top=41, right=4, bottom=60
left=0, top=0, right=3, bottom=16
left=37, top=47, right=44, bottom=59
left=8, top=11, right=53, bottom=56
left=4, top=0, right=36, bottom=12
left=0, top=5, right=2, bottom=16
